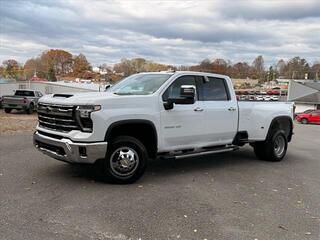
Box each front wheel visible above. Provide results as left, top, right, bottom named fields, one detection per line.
left=26, top=103, right=34, bottom=114
left=301, top=118, right=308, bottom=124
left=98, top=136, right=148, bottom=184
left=253, top=130, right=288, bottom=162
left=4, top=108, right=12, bottom=113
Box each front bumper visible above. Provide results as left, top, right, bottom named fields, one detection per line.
left=33, top=131, right=108, bottom=164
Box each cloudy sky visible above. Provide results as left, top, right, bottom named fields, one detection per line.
left=0, top=0, right=319, bottom=67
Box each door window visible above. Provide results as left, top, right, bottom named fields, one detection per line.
left=162, top=76, right=197, bottom=101
left=198, top=77, right=230, bottom=101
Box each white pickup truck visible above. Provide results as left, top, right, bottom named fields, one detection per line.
left=33, top=71, right=294, bottom=183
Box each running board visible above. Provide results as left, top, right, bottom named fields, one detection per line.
left=160, top=146, right=239, bottom=160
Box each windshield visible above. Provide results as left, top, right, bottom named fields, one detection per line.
left=109, top=74, right=172, bottom=95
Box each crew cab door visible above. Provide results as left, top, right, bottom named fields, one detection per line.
left=160, top=75, right=205, bottom=151
left=197, top=76, right=238, bottom=145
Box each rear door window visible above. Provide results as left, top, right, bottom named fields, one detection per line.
left=198, top=77, right=230, bottom=101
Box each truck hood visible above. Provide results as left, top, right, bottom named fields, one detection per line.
left=40, top=92, right=118, bottom=105
left=39, top=92, right=157, bottom=106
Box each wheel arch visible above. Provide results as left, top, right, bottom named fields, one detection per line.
left=105, top=119, right=158, bottom=158
left=266, top=116, right=293, bottom=142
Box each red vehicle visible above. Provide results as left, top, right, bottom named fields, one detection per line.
left=296, top=110, right=320, bottom=124
left=267, top=90, right=280, bottom=95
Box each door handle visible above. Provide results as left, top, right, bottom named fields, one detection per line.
left=228, top=107, right=236, bottom=111
left=194, top=107, right=204, bottom=112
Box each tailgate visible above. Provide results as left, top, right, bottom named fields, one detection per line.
left=2, top=96, right=25, bottom=105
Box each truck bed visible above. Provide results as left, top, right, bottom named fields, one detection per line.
left=238, top=101, right=293, bottom=141
left=2, top=96, right=26, bottom=105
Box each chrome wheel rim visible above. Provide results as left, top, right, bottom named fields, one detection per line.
left=274, top=135, right=285, bottom=157
left=110, top=147, right=139, bottom=177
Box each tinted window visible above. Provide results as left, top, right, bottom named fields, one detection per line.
left=15, top=90, right=35, bottom=97
left=162, top=76, right=196, bottom=101
left=199, top=77, right=229, bottom=101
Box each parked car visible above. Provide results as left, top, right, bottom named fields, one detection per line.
left=248, top=95, right=255, bottom=101
left=0, top=96, right=3, bottom=109
left=296, top=110, right=320, bottom=124
left=294, top=109, right=315, bottom=118
left=1, top=89, right=43, bottom=114
left=255, top=96, right=264, bottom=101
left=239, top=95, right=246, bottom=101
left=271, top=95, right=280, bottom=101
left=264, top=96, right=271, bottom=101
left=33, top=71, right=294, bottom=183
left=267, top=90, right=280, bottom=95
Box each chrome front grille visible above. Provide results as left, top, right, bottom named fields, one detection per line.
left=37, top=103, right=80, bottom=132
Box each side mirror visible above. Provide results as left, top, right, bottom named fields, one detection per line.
left=164, top=85, right=196, bottom=110
left=180, top=85, right=196, bottom=100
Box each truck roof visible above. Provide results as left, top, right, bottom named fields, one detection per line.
left=15, top=89, right=36, bottom=92
left=139, top=71, right=229, bottom=79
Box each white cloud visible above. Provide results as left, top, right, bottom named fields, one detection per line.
left=0, top=0, right=319, bottom=66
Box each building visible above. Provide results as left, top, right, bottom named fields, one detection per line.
left=0, top=80, right=106, bottom=96
left=287, top=80, right=320, bottom=112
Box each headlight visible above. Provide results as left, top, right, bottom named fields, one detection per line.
left=76, top=105, right=101, bottom=118
left=75, top=105, right=101, bottom=132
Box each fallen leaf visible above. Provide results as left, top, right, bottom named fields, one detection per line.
left=278, top=225, right=288, bottom=231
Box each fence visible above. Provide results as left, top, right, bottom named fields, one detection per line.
left=0, top=81, right=98, bottom=96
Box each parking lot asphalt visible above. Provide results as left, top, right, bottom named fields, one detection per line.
left=0, top=124, right=319, bottom=240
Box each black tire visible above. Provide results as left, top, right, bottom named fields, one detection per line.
left=301, top=118, right=308, bottom=124
left=253, top=130, right=288, bottom=162
left=4, top=108, right=12, bottom=113
left=26, top=103, right=34, bottom=114
left=98, top=136, right=148, bottom=184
